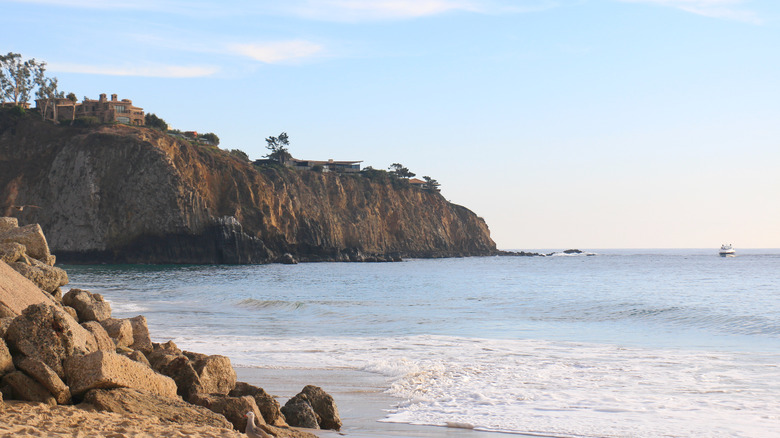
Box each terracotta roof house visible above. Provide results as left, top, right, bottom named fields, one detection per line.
left=408, top=178, right=427, bottom=188
left=36, top=93, right=144, bottom=125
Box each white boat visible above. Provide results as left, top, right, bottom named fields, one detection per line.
left=719, top=244, right=736, bottom=257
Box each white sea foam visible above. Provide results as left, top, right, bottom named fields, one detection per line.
left=170, top=334, right=780, bottom=438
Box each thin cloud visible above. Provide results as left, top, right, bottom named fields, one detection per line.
left=229, top=41, right=325, bottom=64
left=616, top=0, right=762, bottom=23
left=289, top=0, right=480, bottom=20
left=47, top=63, right=220, bottom=78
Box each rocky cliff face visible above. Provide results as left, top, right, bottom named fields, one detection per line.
left=0, top=111, right=497, bottom=263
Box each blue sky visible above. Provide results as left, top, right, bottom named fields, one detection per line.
left=3, top=0, right=779, bottom=249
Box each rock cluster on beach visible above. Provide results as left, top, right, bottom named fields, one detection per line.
left=0, top=217, right=341, bottom=437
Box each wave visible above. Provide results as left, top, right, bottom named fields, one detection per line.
left=236, top=298, right=306, bottom=311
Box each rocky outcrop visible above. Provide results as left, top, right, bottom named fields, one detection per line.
left=0, top=112, right=497, bottom=264
left=84, top=387, right=233, bottom=429
left=0, top=221, right=332, bottom=438
left=5, top=303, right=98, bottom=378
left=64, top=350, right=178, bottom=399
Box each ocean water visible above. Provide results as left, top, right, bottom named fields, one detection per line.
left=64, top=249, right=780, bottom=437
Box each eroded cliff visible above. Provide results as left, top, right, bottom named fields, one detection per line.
left=0, top=111, right=497, bottom=263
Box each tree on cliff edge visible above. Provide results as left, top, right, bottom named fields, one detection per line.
left=389, top=163, right=415, bottom=179
left=0, top=52, right=46, bottom=106
left=265, top=132, right=292, bottom=164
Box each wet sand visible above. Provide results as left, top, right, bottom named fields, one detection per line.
left=235, top=367, right=528, bottom=438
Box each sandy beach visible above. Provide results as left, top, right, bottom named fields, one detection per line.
left=0, top=400, right=245, bottom=438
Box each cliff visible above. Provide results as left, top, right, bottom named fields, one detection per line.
left=0, top=110, right=497, bottom=264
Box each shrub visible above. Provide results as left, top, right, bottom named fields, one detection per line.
left=73, top=116, right=99, bottom=126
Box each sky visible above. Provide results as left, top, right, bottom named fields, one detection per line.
left=3, top=0, right=779, bottom=249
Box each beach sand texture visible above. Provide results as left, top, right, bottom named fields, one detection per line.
left=0, top=400, right=245, bottom=438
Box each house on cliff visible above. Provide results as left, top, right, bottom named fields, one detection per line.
left=287, top=158, right=362, bottom=173
left=35, top=93, right=144, bottom=125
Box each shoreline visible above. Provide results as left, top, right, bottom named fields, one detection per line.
left=235, top=367, right=532, bottom=438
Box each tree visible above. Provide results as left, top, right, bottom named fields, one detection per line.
left=144, top=113, right=168, bottom=131
left=66, top=92, right=77, bottom=125
left=388, top=163, right=415, bottom=179
left=34, top=76, right=63, bottom=121
left=265, top=132, right=292, bottom=164
left=201, top=132, right=220, bottom=145
left=422, top=176, right=441, bottom=192
left=229, top=149, right=249, bottom=161
left=0, top=52, right=46, bottom=106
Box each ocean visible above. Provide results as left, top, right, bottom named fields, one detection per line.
left=64, top=249, right=780, bottom=438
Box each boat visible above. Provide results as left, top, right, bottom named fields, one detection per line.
left=719, top=244, right=736, bottom=257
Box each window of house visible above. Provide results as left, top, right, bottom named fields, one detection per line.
left=117, top=116, right=131, bottom=124
left=114, top=105, right=126, bottom=113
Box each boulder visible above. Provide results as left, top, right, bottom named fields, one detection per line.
left=0, top=261, right=57, bottom=316
left=298, top=385, right=342, bottom=430
left=1, top=371, right=56, bottom=405
left=184, top=351, right=236, bottom=395
left=190, top=393, right=262, bottom=432
left=9, top=259, right=68, bottom=293
left=62, top=289, right=112, bottom=322
left=0, top=242, right=26, bottom=264
left=148, top=353, right=204, bottom=400
left=281, top=393, right=320, bottom=429
left=121, top=349, right=152, bottom=368
left=0, top=217, right=17, bottom=234
left=62, top=305, right=77, bottom=320
left=64, top=350, right=178, bottom=399
left=99, top=318, right=134, bottom=348
left=5, top=303, right=98, bottom=378
left=14, top=357, right=71, bottom=404
left=0, top=223, right=50, bottom=262
left=230, top=381, right=286, bottom=426
left=81, top=321, right=116, bottom=351
left=84, top=387, right=232, bottom=429
left=150, top=340, right=182, bottom=356
left=0, top=339, right=13, bottom=377
left=127, top=315, right=153, bottom=353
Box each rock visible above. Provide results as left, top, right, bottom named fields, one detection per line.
left=62, top=288, right=111, bottom=322
left=122, top=349, right=152, bottom=368
left=64, top=350, right=178, bottom=399
left=230, top=381, right=286, bottom=426
left=0, top=339, right=13, bottom=377
left=62, top=305, right=78, bottom=320
left=191, top=393, right=263, bottom=432
left=148, top=353, right=204, bottom=400
left=0, top=217, right=18, bottom=234
left=151, top=340, right=182, bottom=356
left=9, top=258, right=68, bottom=293
left=0, top=224, right=51, bottom=262
left=1, top=371, right=56, bottom=405
left=5, top=303, right=98, bottom=378
left=281, top=393, right=320, bottom=429
left=0, top=317, right=13, bottom=337
left=0, top=261, right=57, bottom=317
left=298, top=385, right=341, bottom=430
left=184, top=351, right=236, bottom=395
left=0, top=304, right=15, bottom=319
left=99, top=318, right=134, bottom=348
left=0, top=242, right=26, bottom=264
left=14, top=357, right=71, bottom=404
left=84, top=387, right=232, bottom=429
left=278, top=253, right=298, bottom=264
left=127, top=315, right=152, bottom=353
left=81, top=321, right=116, bottom=351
